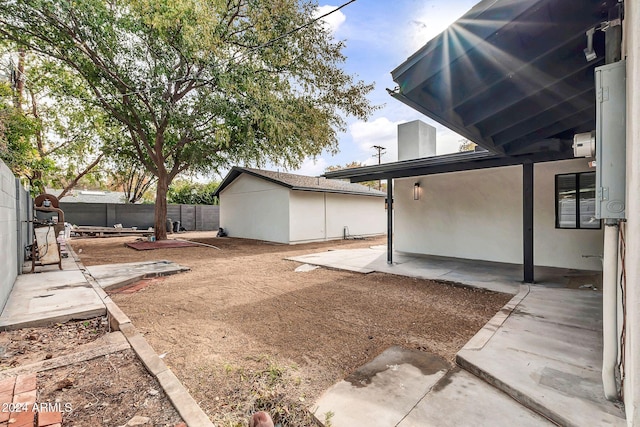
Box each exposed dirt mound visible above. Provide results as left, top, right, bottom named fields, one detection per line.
left=76, top=232, right=510, bottom=426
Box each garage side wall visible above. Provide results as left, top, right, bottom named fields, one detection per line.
left=288, top=191, right=326, bottom=243
left=288, top=191, right=386, bottom=244
left=325, top=193, right=386, bottom=240
left=219, top=174, right=290, bottom=244
left=394, top=160, right=603, bottom=270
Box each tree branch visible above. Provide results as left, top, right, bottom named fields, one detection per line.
left=58, top=153, right=104, bottom=199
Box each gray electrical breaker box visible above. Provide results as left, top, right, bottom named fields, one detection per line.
left=595, top=60, right=626, bottom=220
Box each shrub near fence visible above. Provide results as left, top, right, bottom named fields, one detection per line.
left=58, top=203, right=219, bottom=231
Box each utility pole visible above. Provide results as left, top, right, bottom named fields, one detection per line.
left=372, top=145, right=386, bottom=164
left=372, top=145, right=386, bottom=190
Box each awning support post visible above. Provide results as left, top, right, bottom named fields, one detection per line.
left=387, top=178, right=393, bottom=264
left=523, top=162, right=534, bottom=283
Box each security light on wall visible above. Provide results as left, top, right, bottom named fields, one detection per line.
left=413, top=182, right=420, bottom=200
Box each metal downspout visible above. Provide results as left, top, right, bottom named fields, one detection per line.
left=603, top=221, right=620, bottom=399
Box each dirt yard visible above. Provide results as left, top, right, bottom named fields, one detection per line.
left=74, top=232, right=511, bottom=426
left=0, top=318, right=183, bottom=426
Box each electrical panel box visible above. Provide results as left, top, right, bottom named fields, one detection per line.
left=595, top=60, right=626, bottom=220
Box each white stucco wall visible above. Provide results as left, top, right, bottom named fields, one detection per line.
left=534, top=159, right=603, bottom=270
left=624, top=4, right=640, bottom=424
left=325, top=193, right=386, bottom=239
left=394, top=161, right=604, bottom=270
left=288, top=191, right=386, bottom=244
left=288, top=191, right=326, bottom=243
left=218, top=174, right=290, bottom=244
left=395, top=166, right=523, bottom=264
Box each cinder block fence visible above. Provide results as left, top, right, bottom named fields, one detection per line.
left=0, top=160, right=32, bottom=312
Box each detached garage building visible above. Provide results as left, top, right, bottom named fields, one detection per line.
left=214, top=167, right=386, bottom=244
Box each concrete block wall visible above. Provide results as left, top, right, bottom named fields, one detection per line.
left=58, top=202, right=219, bottom=231
left=0, top=160, right=31, bottom=312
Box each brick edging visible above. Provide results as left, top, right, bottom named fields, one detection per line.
left=66, top=243, right=213, bottom=427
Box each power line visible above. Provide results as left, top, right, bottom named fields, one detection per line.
left=4, top=0, right=358, bottom=103
left=245, top=0, right=356, bottom=54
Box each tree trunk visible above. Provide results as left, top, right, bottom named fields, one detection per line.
left=13, top=49, right=25, bottom=109
left=154, top=172, right=169, bottom=240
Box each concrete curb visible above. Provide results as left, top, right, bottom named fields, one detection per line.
left=0, top=306, right=107, bottom=331
left=458, top=284, right=529, bottom=351
left=67, top=243, right=214, bottom=427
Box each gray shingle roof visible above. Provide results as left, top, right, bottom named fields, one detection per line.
left=46, top=188, right=130, bottom=204
left=214, top=167, right=386, bottom=197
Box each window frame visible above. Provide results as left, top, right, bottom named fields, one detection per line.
left=554, top=171, right=601, bottom=230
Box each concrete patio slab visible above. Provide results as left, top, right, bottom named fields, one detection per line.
left=312, top=346, right=449, bottom=427
left=398, top=369, right=554, bottom=427
left=457, top=286, right=626, bottom=427
left=288, top=248, right=521, bottom=294
left=85, top=260, right=190, bottom=290
left=288, top=247, right=601, bottom=296
left=0, top=267, right=105, bottom=330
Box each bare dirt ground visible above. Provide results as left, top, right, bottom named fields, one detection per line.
left=37, top=349, right=182, bottom=427
left=0, top=318, right=183, bottom=426
left=75, top=232, right=511, bottom=426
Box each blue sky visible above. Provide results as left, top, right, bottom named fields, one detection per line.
left=285, top=0, right=479, bottom=176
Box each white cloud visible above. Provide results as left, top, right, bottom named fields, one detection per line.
left=350, top=117, right=406, bottom=164
left=405, top=2, right=475, bottom=54
left=288, top=156, right=329, bottom=176
left=315, top=5, right=346, bottom=35
left=436, top=129, right=465, bottom=155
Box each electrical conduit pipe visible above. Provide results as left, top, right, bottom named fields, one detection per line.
left=603, top=221, right=620, bottom=400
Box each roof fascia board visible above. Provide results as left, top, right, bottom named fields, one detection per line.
left=326, top=151, right=574, bottom=183
left=213, top=167, right=295, bottom=196
left=291, top=188, right=386, bottom=197
left=214, top=167, right=385, bottom=197
left=324, top=151, right=495, bottom=180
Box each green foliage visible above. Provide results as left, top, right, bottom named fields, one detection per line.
left=0, top=47, right=114, bottom=195
left=0, top=81, right=45, bottom=193
left=0, top=0, right=377, bottom=237
left=167, top=180, right=219, bottom=205
left=326, top=161, right=385, bottom=191
left=459, top=138, right=477, bottom=152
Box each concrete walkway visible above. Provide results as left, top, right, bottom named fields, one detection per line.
left=294, top=247, right=624, bottom=427
left=0, top=249, right=213, bottom=426
left=0, top=256, right=105, bottom=330
left=458, top=285, right=626, bottom=427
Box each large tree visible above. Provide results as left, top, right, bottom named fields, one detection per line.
left=1, top=48, right=114, bottom=195
left=0, top=0, right=376, bottom=239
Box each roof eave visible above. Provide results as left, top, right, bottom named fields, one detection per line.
left=324, top=150, right=574, bottom=183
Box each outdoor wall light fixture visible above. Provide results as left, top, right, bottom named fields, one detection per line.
left=413, top=182, right=420, bottom=200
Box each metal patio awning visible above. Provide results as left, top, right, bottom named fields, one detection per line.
left=388, top=0, right=617, bottom=158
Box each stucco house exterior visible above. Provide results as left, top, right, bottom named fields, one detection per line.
left=214, top=167, right=386, bottom=244
left=389, top=121, right=602, bottom=272
left=326, top=1, right=640, bottom=424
